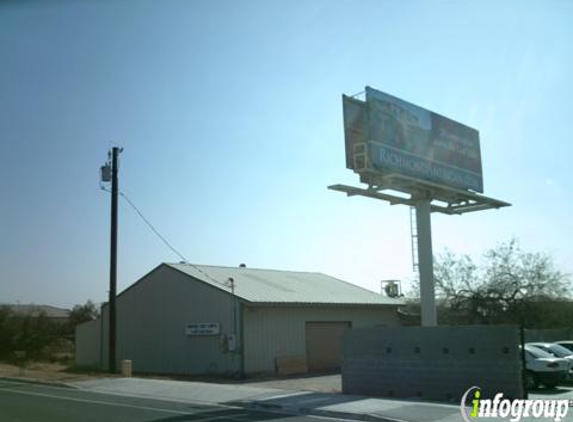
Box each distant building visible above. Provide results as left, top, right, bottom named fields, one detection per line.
left=1, top=304, right=70, bottom=323
left=76, top=263, right=403, bottom=375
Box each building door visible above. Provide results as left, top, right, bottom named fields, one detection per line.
left=305, top=321, right=351, bottom=371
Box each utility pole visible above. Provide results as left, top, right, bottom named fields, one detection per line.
left=109, top=146, right=119, bottom=373
left=101, top=147, right=122, bottom=373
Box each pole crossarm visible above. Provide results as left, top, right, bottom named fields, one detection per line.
left=329, top=176, right=510, bottom=215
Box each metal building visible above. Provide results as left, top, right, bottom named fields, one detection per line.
left=76, top=263, right=403, bottom=375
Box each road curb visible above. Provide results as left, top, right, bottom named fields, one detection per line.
left=234, top=400, right=408, bottom=422
left=0, top=376, right=77, bottom=389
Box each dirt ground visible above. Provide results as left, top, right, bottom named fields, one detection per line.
left=243, top=373, right=342, bottom=393
left=0, top=361, right=342, bottom=393
left=0, top=362, right=104, bottom=384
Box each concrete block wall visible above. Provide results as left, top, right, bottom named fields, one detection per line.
left=525, top=328, right=573, bottom=343
left=342, top=325, right=523, bottom=402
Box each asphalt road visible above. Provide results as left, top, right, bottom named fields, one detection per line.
left=0, top=380, right=346, bottom=422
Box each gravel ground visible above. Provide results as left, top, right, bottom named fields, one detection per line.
left=0, top=362, right=103, bottom=383
left=243, top=373, right=342, bottom=393
left=0, top=360, right=341, bottom=393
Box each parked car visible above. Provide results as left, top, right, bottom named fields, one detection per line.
left=555, top=341, right=573, bottom=353
left=527, top=342, right=573, bottom=381
left=523, top=345, right=569, bottom=389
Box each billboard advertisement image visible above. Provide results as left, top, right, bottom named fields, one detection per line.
left=344, top=86, right=484, bottom=193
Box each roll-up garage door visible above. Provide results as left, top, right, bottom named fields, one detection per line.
left=305, top=321, right=351, bottom=371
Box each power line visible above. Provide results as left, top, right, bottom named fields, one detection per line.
left=119, top=191, right=189, bottom=263
left=100, top=187, right=231, bottom=289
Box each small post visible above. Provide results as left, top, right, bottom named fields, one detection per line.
left=14, top=351, right=26, bottom=376
left=520, top=316, right=528, bottom=399
left=121, top=359, right=132, bottom=377
left=416, top=197, right=437, bottom=326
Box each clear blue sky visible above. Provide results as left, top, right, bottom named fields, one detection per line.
left=1, top=0, right=572, bottom=308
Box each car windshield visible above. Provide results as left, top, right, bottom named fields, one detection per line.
left=525, top=346, right=555, bottom=359
left=531, top=344, right=553, bottom=354
left=548, top=344, right=573, bottom=357
left=557, top=343, right=573, bottom=352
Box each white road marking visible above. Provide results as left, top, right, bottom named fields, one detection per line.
left=189, top=416, right=252, bottom=422
left=0, top=382, right=350, bottom=421
left=0, top=387, right=247, bottom=418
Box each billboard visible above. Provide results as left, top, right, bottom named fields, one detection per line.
left=343, top=86, right=483, bottom=193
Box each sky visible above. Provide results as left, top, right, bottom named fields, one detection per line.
left=1, top=0, right=572, bottom=309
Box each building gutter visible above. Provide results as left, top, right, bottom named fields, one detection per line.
left=238, top=300, right=246, bottom=377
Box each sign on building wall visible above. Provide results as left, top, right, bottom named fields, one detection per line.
left=185, top=322, right=220, bottom=336
left=343, top=86, right=484, bottom=193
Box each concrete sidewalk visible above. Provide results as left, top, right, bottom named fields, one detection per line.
left=5, top=374, right=571, bottom=421
left=71, top=377, right=474, bottom=422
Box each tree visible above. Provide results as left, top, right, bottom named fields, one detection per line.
left=410, top=239, right=571, bottom=326
left=69, top=300, right=99, bottom=327
left=12, top=311, right=59, bottom=360
left=0, top=303, right=101, bottom=361
left=65, top=300, right=99, bottom=341
left=0, top=306, right=17, bottom=359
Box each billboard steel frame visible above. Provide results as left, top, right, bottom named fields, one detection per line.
left=329, top=177, right=510, bottom=327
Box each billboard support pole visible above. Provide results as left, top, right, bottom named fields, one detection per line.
left=416, top=197, right=437, bottom=327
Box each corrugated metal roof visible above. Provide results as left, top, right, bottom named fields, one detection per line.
left=166, top=263, right=403, bottom=306
left=1, top=304, right=70, bottom=318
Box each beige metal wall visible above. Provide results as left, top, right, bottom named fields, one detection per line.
left=98, top=265, right=242, bottom=375
left=306, top=321, right=351, bottom=371
left=243, top=306, right=401, bottom=373
left=75, top=318, right=102, bottom=367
